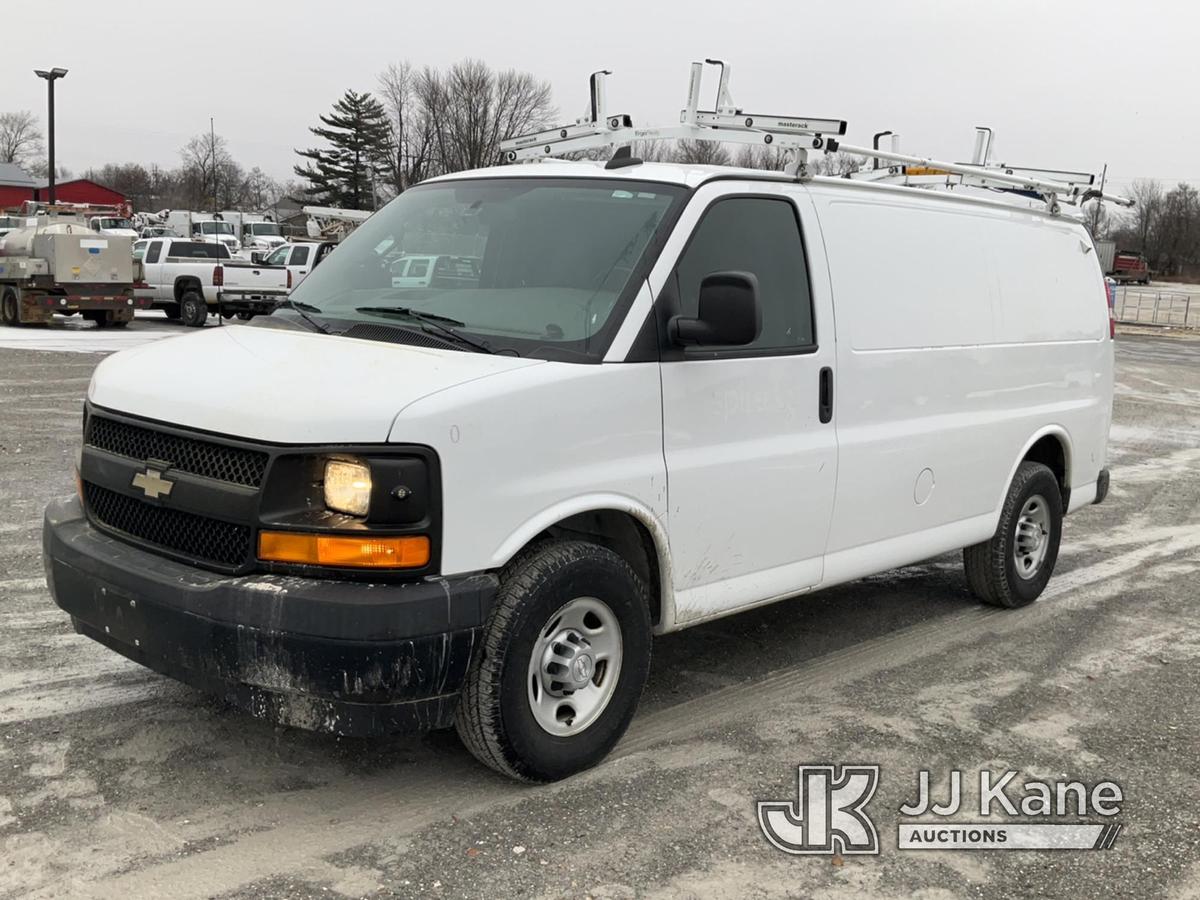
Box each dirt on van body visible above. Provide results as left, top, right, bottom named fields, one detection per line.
left=1, top=332, right=1198, bottom=900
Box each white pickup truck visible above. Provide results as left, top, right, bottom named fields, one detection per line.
left=260, top=240, right=337, bottom=289
left=134, top=237, right=289, bottom=327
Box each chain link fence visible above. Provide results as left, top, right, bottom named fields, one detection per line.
left=1114, top=286, right=1198, bottom=328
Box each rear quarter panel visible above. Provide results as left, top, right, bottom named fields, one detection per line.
left=807, top=183, right=1111, bottom=572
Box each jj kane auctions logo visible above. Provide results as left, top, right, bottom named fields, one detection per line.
left=758, top=765, right=1124, bottom=854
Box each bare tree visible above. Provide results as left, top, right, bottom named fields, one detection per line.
left=733, top=144, right=792, bottom=171
left=671, top=140, right=730, bottom=166
left=1155, top=182, right=1200, bottom=276
left=0, top=111, right=43, bottom=168
left=180, top=132, right=251, bottom=209
left=243, top=167, right=282, bottom=210
left=377, top=61, right=432, bottom=195
left=1083, top=199, right=1109, bottom=240
left=633, top=139, right=674, bottom=163
left=814, top=151, right=864, bottom=177
left=1128, top=178, right=1163, bottom=255
left=417, top=59, right=555, bottom=175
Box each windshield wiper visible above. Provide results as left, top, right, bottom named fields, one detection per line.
left=356, top=306, right=466, bottom=327
left=354, top=306, right=499, bottom=355
left=276, top=298, right=331, bottom=334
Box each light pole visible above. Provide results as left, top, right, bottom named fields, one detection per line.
left=33, top=67, right=68, bottom=203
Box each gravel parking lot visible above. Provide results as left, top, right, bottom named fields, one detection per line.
left=1, top=330, right=1198, bottom=899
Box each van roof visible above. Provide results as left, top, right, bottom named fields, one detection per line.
left=423, top=160, right=1087, bottom=222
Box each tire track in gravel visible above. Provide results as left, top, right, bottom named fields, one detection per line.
left=80, top=528, right=1200, bottom=900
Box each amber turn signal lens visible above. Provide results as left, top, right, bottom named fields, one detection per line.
left=258, top=532, right=430, bottom=569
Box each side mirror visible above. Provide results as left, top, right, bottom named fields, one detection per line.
left=670, top=271, right=761, bottom=346
left=250, top=251, right=264, bottom=264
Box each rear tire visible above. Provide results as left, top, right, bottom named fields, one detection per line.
left=455, top=541, right=653, bottom=782
left=1, top=289, right=20, bottom=327
left=179, top=291, right=207, bottom=328
left=964, top=461, right=1063, bottom=608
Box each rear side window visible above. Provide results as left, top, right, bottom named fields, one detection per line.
left=167, top=242, right=226, bottom=260
left=675, top=197, right=814, bottom=352
left=145, top=241, right=162, bottom=264
left=407, top=259, right=429, bottom=277
left=290, top=246, right=310, bottom=266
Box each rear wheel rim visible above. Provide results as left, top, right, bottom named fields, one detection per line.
left=1013, top=493, right=1051, bottom=580
left=526, top=596, right=622, bottom=736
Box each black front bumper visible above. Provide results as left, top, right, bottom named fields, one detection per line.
left=43, top=497, right=497, bottom=735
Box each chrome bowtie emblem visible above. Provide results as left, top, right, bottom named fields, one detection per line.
left=572, top=654, right=594, bottom=683
left=132, top=468, right=174, bottom=500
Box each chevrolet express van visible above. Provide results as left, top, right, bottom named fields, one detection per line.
left=44, top=160, right=1113, bottom=781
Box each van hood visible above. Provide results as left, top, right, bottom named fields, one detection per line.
left=88, top=325, right=543, bottom=443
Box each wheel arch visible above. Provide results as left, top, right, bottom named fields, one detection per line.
left=174, top=276, right=202, bottom=301
left=1000, top=426, right=1073, bottom=513
left=490, top=495, right=674, bottom=632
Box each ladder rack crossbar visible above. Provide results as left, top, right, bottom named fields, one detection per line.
left=502, top=121, right=838, bottom=163
left=834, top=143, right=1133, bottom=207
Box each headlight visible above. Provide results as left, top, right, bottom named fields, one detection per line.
left=324, top=459, right=371, bottom=516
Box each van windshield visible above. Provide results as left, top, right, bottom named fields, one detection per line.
left=287, top=178, right=683, bottom=360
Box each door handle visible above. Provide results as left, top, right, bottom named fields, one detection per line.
left=818, top=367, right=834, bottom=424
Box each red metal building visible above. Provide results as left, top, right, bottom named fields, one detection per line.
left=0, top=167, right=129, bottom=211
left=0, top=163, right=36, bottom=208
left=33, top=178, right=127, bottom=207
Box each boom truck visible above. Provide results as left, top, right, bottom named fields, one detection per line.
left=164, top=211, right=243, bottom=257
left=0, top=209, right=148, bottom=327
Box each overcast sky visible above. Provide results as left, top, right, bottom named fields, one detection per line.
left=5, top=0, right=1197, bottom=195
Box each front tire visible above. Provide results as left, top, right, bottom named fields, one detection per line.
left=455, top=541, right=653, bottom=782
left=179, top=291, right=207, bottom=328
left=964, top=461, right=1063, bottom=608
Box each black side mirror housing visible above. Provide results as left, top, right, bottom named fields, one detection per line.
left=670, top=271, right=761, bottom=346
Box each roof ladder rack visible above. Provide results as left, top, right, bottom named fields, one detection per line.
left=500, top=62, right=1130, bottom=212
left=501, top=61, right=847, bottom=176
left=837, top=126, right=1132, bottom=213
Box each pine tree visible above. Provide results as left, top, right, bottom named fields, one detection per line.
left=294, top=90, right=390, bottom=209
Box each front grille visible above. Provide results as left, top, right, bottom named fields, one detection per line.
left=84, top=481, right=251, bottom=568
left=87, top=416, right=268, bottom=488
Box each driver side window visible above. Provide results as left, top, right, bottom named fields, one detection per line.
left=674, top=196, right=814, bottom=353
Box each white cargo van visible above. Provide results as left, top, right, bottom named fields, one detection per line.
left=43, top=72, right=1115, bottom=783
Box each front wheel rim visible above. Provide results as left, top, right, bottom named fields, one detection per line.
left=1013, top=493, right=1051, bottom=580
left=526, top=596, right=623, bottom=737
